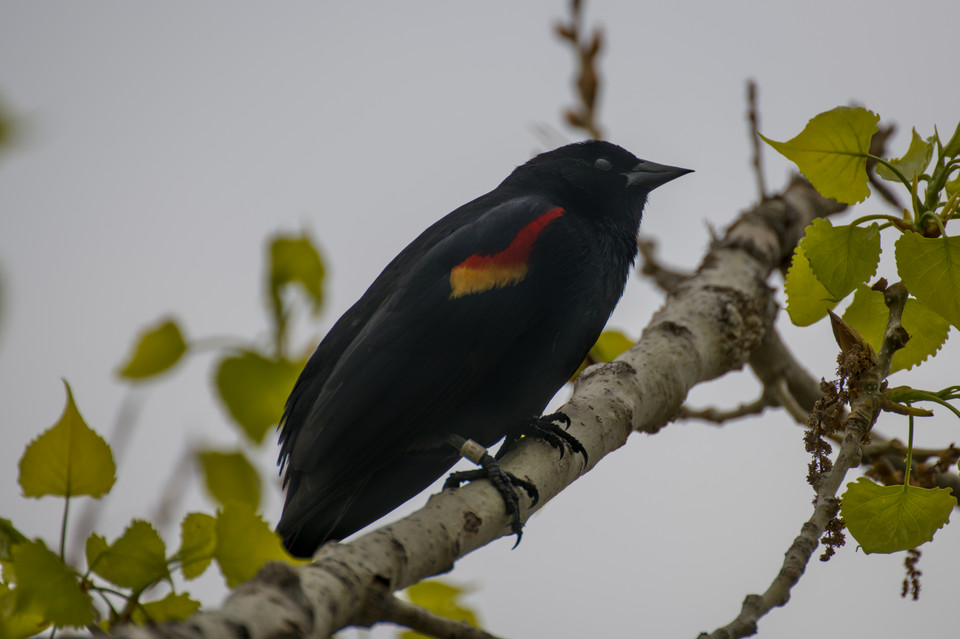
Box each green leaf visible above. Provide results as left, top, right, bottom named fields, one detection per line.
left=571, top=330, right=636, bottom=381
left=876, top=128, right=934, bottom=181
left=215, top=352, right=303, bottom=444
left=269, top=233, right=325, bottom=317
left=401, top=581, right=481, bottom=639
left=759, top=106, right=879, bottom=204
left=943, top=120, right=960, bottom=158
left=802, top=219, right=880, bottom=299
left=10, top=539, right=94, bottom=628
left=85, top=520, right=169, bottom=591
left=784, top=244, right=838, bottom=326
left=117, top=317, right=187, bottom=380
left=896, top=232, right=960, bottom=328
left=176, top=513, right=217, bottom=580
left=19, top=380, right=116, bottom=498
left=198, top=450, right=261, bottom=511
left=589, top=330, right=634, bottom=363
left=83, top=533, right=108, bottom=569
left=841, top=476, right=956, bottom=553
left=130, top=592, right=201, bottom=625
left=946, top=171, right=960, bottom=199
left=0, top=581, right=50, bottom=639
left=213, top=503, right=302, bottom=588
left=842, top=286, right=951, bottom=373
left=896, top=301, right=951, bottom=371
left=0, top=518, right=28, bottom=562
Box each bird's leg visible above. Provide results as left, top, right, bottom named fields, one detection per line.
left=443, top=435, right=539, bottom=546
left=496, top=411, right=588, bottom=465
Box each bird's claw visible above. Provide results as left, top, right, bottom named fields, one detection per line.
left=496, top=411, right=588, bottom=465
left=444, top=450, right=539, bottom=547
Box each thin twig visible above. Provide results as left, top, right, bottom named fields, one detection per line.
left=765, top=377, right=810, bottom=425
left=746, top=326, right=824, bottom=421
left=862, top=441, right=957, bottom=463
left=867, top=123, right=904, bottom=210
left=150, top=444, right=197, bottom=534
left=636, top=236, right=692, bottom=293
left=747, top=80, right=767, bottom=201
left=680, top=372, right=806, bottom=426
left=679, top=394, right=773, bottom=424
left=555, top=0, right=605, bottom=139
left=357, top=588, right=505, bottom=639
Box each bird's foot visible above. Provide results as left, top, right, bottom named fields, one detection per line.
left=496, top=411, right=588, bottom=465
left=444, top=436, right=539, bottom=547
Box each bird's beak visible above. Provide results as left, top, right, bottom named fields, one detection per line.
left=624, top=161, right=693, bottom=190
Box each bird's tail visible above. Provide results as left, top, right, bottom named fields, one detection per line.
left=277, top=448, right=461, bottom=557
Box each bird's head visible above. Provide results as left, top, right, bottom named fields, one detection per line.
left=507, top=140, right=691, bottom=224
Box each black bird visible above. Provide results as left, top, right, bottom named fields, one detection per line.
left=277, top=140, right=690, bottom=557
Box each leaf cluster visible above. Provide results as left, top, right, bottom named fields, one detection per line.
left=2, top=221, right=520, bottom=636
left=1, top=383, right=304, bottom=636
left=1, top=231, right=324, bottom=635
left=763, top=107, right=960, bottom=556
left=116, top=231, right=323, bottom=444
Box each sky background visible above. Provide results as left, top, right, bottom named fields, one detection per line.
left=2, top=1, right=959, bottom=637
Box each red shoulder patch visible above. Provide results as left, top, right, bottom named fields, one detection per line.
left=449, top=207, right=564, bottom=299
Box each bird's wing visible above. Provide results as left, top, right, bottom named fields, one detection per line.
left=277, top=196, right=483, bottom=473
left=285, top=196, right=578, bottom=479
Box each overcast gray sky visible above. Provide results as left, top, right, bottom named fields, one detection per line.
left=2, top=2, right=959, bottom=637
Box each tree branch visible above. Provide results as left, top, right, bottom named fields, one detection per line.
left=746, top=325, right=825, bottom=420
left=356, top=589, right=505, bottom=639
left=679, top=393, right=774, bottom=424
left=111, top=177, right=842, bottom=639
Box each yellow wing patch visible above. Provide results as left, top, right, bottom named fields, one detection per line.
left=449, top=262, right=529, bottom=299
left=448, top=207, right=564, bottom=299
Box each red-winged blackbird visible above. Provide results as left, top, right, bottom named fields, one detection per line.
left=277, top=140, right=690, bottom=557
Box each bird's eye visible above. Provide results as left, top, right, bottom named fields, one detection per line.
left=594, top=158, right=613, bottom=171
